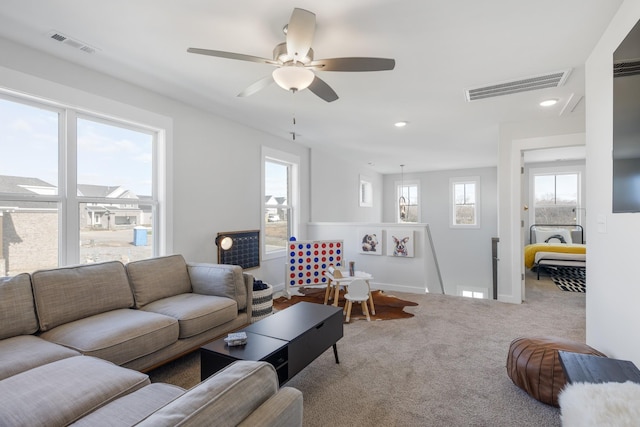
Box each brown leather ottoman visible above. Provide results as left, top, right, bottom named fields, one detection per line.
left=506, top=336, right=606, bottom=407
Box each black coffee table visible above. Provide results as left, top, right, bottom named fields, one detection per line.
left=201, top=302, right=343, bottom=385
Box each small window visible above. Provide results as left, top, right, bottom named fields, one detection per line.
left=359, top=176, right=373, bottom=207
left=397, top=181, right=419, bottom=223
left=451, top=177, right=480, bottom=228
left=457, top=285, right=487, bottom=299
left=462, top=290, right=485, bottom=299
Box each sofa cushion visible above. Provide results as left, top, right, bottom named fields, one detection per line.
left=136, top=361, right=279, bottom=427
left=142, top=293, right=238, bottom=338
left=39, top=308, right=179, bottom=366
left=0, top=273, right=38, bottom=339
left=0, top=356, right=150, bottom=427
left=126, top=254, right=192, bottom=308
left=188, top=263, right=248, bottom=311
left=0, top=335, right=80, bottom=380
left=70, top=383, right=185, bottom=427
left=32, top=261, right=134, bottom=331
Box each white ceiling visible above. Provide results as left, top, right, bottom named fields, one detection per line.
left=0, top=1, right=623, bottom=173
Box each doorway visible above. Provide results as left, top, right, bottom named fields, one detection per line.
left=500, top=132, right=586, bottom=303
left=522, top=148, right=586, bottom=299
left=513, top=139, right=586, bottom=301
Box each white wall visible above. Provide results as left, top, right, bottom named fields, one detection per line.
left=585, top=0, right=640, bottom=364
left=309, top=148, right=383, bottom=223
left=0, top=36, right=310, bottom=288
left=307, top=223, right=439, bottom=294
left=382, top=167, right=498, bottom=297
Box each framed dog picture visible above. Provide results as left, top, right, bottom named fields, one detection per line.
left=387, top=231, right=415, bottom=257
left=358, top=229, right=382, bottom=255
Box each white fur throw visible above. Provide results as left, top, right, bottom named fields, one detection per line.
left=559, top=381, right=640, bottom=426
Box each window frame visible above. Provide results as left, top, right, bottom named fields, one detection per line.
left=450, top=176, right=480, bottom=229
left=528, top=165, right=584, bottom=227
left=0, top=89, right=167, bottom=272
left=396, top=179, right=420, bottom=223
left=261, top=146, right=299, bottom=260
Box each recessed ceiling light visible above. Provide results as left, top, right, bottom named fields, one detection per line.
left=540, top=99, right=558, bottom=107
left=395, top=121, right=408, bottom=127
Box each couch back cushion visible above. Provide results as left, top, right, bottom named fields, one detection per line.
left=126, top=254, right=192, bottom=308
left=0, top=274, right=38, bottom=339
left=32, top=261, right=133, bottom=331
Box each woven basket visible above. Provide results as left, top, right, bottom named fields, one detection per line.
left=251, top=284, right=273, bottom=323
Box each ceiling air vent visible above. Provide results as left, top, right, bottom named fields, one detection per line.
left=465, top=69, right=571, bottom=102
left=614, top=60, right=640, bottom=78
left=47, top=31, right=99, bottom=54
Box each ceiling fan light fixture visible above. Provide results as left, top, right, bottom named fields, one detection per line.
left=272, top=66, right=315, bottom=91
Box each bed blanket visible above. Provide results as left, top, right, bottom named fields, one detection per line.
left=524, top=243, right=586, bottom=268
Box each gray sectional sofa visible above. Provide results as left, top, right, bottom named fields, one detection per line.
left=0, top=254, right=303, bottom=426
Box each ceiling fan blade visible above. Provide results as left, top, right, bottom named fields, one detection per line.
left=286, top=8, right=316, bottom=62
left=187, top=48, right=278, bottom=65
left=237, top=75, right=274, bottom=97
left=310, top=57, right=396, bottom=72
left=308, top=76, right=339, bottom=102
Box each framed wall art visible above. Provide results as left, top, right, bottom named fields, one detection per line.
left=358, top=228, right=382, bottom=255
left=387, top=231, right=415, bottom=257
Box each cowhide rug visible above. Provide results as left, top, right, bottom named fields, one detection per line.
left=273, top=287, right=418, bottom=322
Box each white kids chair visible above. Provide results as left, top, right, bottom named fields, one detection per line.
left=343, top=278, right=371, bottom=322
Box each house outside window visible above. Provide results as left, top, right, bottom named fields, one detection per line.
left=0, top=92, right=162, bottom=276
left=451, top=177, right=480, bottom=228
left=397, top=181, right=419, bottom=223
left=262, top=147, right=298, bottom=258
left=531, top=171, right=580, bottom=225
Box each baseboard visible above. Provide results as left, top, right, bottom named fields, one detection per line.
left=498, top=294, right=522, bottom=304
left=370, top=282, right=428, bottom=295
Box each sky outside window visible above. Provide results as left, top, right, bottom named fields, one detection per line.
left=0, top=98, right=59, bottom=187
left=265, top=161, right=287, bottom=198
left=77, top=118, right=153, bottom=196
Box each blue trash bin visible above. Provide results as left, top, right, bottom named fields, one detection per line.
left=133, top=227, right=147, bottom=246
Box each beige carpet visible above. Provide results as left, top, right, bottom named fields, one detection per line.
left=149, top=272, right=586, bottom=426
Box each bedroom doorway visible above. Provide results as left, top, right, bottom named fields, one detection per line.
left=521, top=146, right=586, bottom=300
left=498, top=130, right=586, bottom=304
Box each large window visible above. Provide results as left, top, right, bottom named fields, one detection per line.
left=532, top=172, right=579, bottom=224
left=397, top=181, right=419, bottom=223
left=262, top=148, right=298, bottom=257
left=0, top=93, right=161, bottom=276
left=451, top=177, right=480, bottom=228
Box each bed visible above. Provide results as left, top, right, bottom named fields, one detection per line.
left=524, top=224, right=586, bottom=279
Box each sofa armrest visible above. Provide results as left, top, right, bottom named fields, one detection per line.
left=238, top=387, right=303, bottom=427
left=243, top=272, right=254, bottom=316
left=187, top=263, right=249, bottom=311
left=135, top=361, right=284, bottom=427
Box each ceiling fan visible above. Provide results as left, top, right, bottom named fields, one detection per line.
left=187, top=8, right=395, bottom=102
